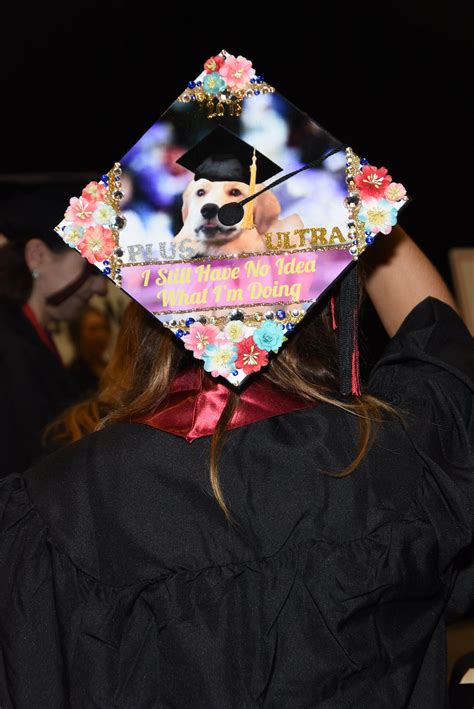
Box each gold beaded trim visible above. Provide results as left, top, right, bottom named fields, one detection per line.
left=103, top=162, right=126, bottom=285
left=344, top=147, right=366, bottom=260
left=177, top=81, right=275, bottom=120
left=159, top=307, right=307, bottom=330
left=121, top=242, right=352, bottom=269
left=154, top=297, right=315, bottom=317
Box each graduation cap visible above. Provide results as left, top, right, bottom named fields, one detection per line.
left=175, top=125, right=282, bottom=184
left=53, top=48, right=410, bottom=391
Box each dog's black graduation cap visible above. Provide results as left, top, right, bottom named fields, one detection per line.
left=175, top=125, right=282, bottom=184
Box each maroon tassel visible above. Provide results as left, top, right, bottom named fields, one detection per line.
left=351, top=304, right=361, bottom=396
left=338, top=264, right=362, bottom=396
left=330, top=295, right=337, bottom=330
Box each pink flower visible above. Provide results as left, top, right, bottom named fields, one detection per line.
left=76, top=225, right=115, bottom=263
left=235, top=336, right=269, bottom=374
left=182, top=322, right=220, bottom=359
left=218, top=54, right=255, bottom=89
left=354, top=165, right=392, bottom=200
left=82, top=181, right=108, bottom=204
left=65, top=196, right=96, bottom=226
left=204, top=55, right=225, bottom=73
left=385, top=182, right=407, bottom=202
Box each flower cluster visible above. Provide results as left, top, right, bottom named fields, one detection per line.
left=61, top=180, right=117, bottom=263
left=354, top=165, right=407, bottom=236
left=201, top=53, right=255, bottom=97
left=182, top=318, right=287, bottom=377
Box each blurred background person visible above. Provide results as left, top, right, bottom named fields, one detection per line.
left=67, top=305, right=112, bottom=397
left=0, top=184, right=108, bottom=477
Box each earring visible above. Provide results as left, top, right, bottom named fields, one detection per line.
left=31, top=270, right=40, bottom=279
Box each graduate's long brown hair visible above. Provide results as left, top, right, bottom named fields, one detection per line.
left=46, top=265, right=403, bottom=528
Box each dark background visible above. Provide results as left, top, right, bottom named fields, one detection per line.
left=1, top=1, right=472, bottom=364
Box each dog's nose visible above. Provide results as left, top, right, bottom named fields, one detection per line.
left=200, top=203, right=219, bottom=220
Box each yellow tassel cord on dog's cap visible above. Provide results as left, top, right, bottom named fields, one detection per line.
left=242, top=149, right=257, bottom=230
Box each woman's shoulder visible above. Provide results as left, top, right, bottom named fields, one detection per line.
left=368, top=295, right=474, bottom=402
left=0, top=422, right=175, bottom=583
left=21, top=420, right=166, bottom=497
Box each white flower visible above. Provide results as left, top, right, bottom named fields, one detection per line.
left=93, top=202, right=116, bottom=226
left=224, top=320, right=246, bottom=342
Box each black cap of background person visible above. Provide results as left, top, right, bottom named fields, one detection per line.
left=175, top=125, right=282, bottom=183
left=0, top=184, right=82, bottom=251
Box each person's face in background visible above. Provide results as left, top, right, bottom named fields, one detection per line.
left=24, top=238, right=108, bottom=320
left=77, top=309, right=111, bottom=362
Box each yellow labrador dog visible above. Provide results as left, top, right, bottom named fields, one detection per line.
left=173, top=178, right=304, bottom=257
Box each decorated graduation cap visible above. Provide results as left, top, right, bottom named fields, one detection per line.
left=54, top=48, right=410, bottom=391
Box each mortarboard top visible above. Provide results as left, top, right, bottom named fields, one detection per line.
left=175, top=125, right=283, bottom=184
left=53, top=48, right=410, bottom=390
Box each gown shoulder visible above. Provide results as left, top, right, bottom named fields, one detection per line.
left=368, top=296, right=474, bottom=624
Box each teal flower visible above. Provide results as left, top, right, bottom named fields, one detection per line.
left=62, top=224, right=85, bottom=247
left=203, top=71, right=226, bottom=96
left=202, top=338, right=238, bottom=377
left=358, top=198, right=398, bottom=235
left=253, top=320, right=287, bottom=353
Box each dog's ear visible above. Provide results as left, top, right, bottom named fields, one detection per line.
left=253, top=187, right=281, bottom=235
left=181, top=179, right=194, bottom=222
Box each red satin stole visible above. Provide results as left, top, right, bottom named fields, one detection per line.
left=133, top=365, right=316, bottom=442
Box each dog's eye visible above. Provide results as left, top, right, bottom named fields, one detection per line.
left=196, top=188, right=206, bottom=197
left=229, top=188, right=242, bottom=196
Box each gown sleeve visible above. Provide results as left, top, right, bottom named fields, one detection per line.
left=0, top=472, right=68, bottom=708
left=368, top=296, right=474, bottom=623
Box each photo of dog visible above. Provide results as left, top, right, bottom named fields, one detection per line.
left=173, top=177, right=304, bottom=258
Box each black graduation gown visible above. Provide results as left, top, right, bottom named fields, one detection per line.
left=0, top=296, right=473, bottom=708
left=0, top=303, right=83, bottom=477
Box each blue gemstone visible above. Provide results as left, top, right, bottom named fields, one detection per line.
left=101, top=174, right=109, bottom=183
left=115, top=268, right=121, bottom=274
left=286, top=322, right=295, bottom=331
left=175, top=329, right=185, bottom=337
left=364, top=230, right=372, bottom=237
left=188, top=81, right=195, bottom=88
left=196, top=80, right=202, bottom=87
left=250, top=78, right=256, bottom=83
left=360, top=157, right=368, bottom=165
left=254, top=90, right=260, bottom=95
left=232, top=370, right=239, bottom=376
left=114, top=175, right=120, bottom=181
left=103, top=260, right=110, bottom=265
left=276, top=309, right=286, bottom=319
left=191, top=95, right=196, bottom=100
left=259, top=76, right=264, bottom=82
left=185, top=317, right=195, bottom=327
left=103, top=267, right=111, bottom=274
left=365, top=235, right=375, bottom=245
